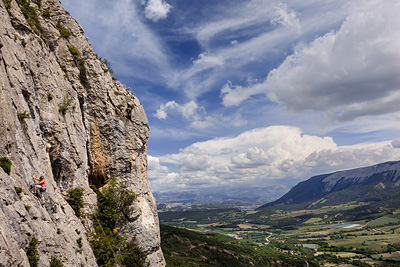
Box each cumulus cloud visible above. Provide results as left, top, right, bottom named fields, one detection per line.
left=392, top=139, right=400, bottom=149
left=154, top=100, right=217, bottom=129
left=266, top=1, right=400, bottom=121
left=142, top=0, right=172, bottom=22
left=148, top=126, right=400, bottom=192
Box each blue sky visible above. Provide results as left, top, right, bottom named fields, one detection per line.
left=62, top=0, right=400, bottom=193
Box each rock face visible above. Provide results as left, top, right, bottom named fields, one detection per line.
left=0, top=0, right=165, bottom=266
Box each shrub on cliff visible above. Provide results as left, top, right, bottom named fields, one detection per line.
left=3, top=0, right=12, bottom=12
left=26, top=237, right=39, bottom=267
left=66, top=188, right=84, bottom=217
left=16, top=0, right=42, bottom=35
left=58, top=95, right=75, bottom=115
left=0, top=157, right=12, bottom=175
left=50, top=256, right=63, bottom=267
left=89, top=179, right=148, bottom=266
left=18, top=110, right=31, bottom=121
left=56, top=19, right=71, bottom=39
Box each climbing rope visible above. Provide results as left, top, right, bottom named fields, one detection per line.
left=0, top=229, right=15, bottom=267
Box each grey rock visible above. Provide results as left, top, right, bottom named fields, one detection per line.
left=0, top=0, right=165, bottom=266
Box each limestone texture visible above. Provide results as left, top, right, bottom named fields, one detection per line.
left=0, top=0, right=165, bottom=266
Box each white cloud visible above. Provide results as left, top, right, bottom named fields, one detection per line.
left=149, top=126, right=400, bottom=192
left=220, top=80, right=264, bottom=107
left=167, top=0, right=349, bottom=102
left=190, top=120, right=214, bottom=130
left=270, top=2, right=301, bottom=33
left=392, top=139, right=400, bottom=149
left=142, top=0, right=172, bottom=22
left=266, top=1, right=400, bottom=121
left=61, top=0, right=172, bottom=84
left=154, top=100, right=218, bottom=129
left=154, top=100, right=201, bottom=120
left=304, top=142, right=400, bottom=174
left=148, top=155, right=169, bottom=173
left=193, top=53, right=224, bottom=68
left=148, top=155, right=186, bottom=192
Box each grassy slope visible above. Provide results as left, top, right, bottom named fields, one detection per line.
left=160, top=225, right=318, bottom=267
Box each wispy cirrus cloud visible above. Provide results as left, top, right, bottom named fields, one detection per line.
left=62, top=0, right=172, bottom=84
left=168, top=0, right=347, bottom=102
left=270, top=2, right=301, bottom=33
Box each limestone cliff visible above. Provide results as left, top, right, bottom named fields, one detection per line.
left=0, top=0, right=165, bottom=266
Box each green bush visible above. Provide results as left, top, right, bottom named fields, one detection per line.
left=56, top=19, right=71, bottom=39
left=21, top=38, right=27, bottom=47
left=42, top=10, right=51, bottom=19
left=16, top=187, right=23, bottom=199
left=68, top=46, right=87, bottom=85
left=119, top=238, right=149, bottom=267
left=66, top=188, right=84, bottom=217
left=16, top=0, right=42, bottom=35
left=58, top=95, right=75, bottom=115
left=26, top=237, right=39, bottom=267
left=76, top=237, right=82, bottom=248
left=0, top=157, right=12, bottom=175
left=3, top=0, right=12, bottom=12
left=18, top=110, right=31, bottom=121
left=49, top=256, right=63, bottom=267
left=89, top=180, right=147, bottom=266
left=79, top=67, right=87, bottom=85
left=68, top=46, right=84, bottom=65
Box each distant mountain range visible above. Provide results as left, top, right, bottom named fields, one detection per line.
left=259, top=161, right=400, bottom=209
left=154, top=185, right=290, bottom=209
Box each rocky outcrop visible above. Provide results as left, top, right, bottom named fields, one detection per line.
left=0, top=0, right=165, bottom=266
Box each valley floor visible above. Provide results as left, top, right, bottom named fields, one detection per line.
left=159, top=202, right=400, bottom=266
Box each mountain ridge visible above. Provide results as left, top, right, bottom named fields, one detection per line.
left=259, top=160, right=400, bottom=209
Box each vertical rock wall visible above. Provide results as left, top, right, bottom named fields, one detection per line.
left=0, top=0, right=165, bottom=266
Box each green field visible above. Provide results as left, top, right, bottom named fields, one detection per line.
left=160, top=202, right=400, bottom=266
left=366, top=216, right=399, bottom=227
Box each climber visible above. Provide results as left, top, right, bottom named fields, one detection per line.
left=32, top=175, right=46, bottom=203
left=0, top=40, right=3, bottom=60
